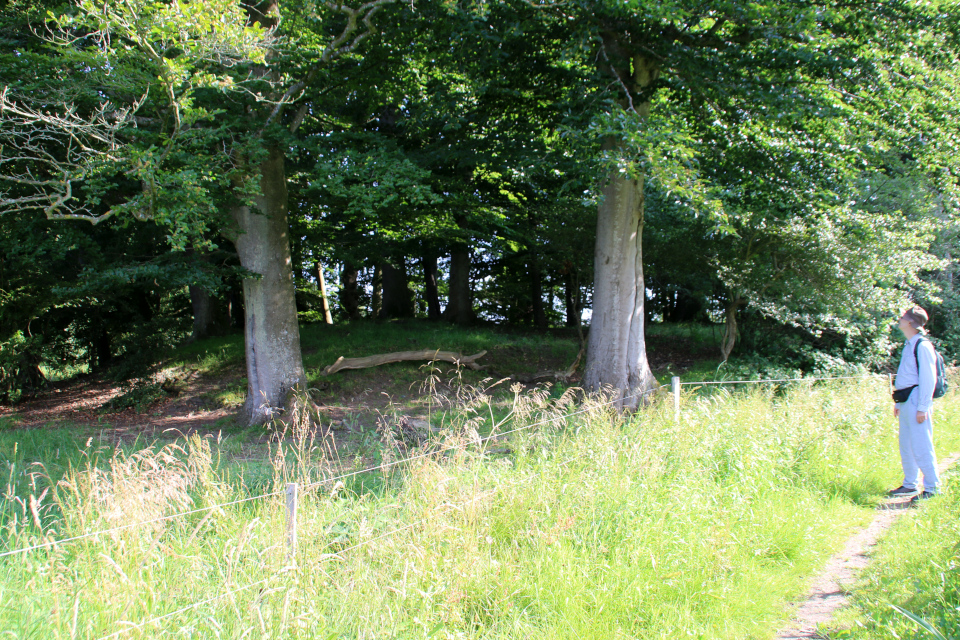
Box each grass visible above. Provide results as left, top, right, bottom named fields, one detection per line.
left=0, top=376, right=952, bottom=639
left=823, top=381, right=960, bottom=640
left=830, top=489, right=960, bottom=640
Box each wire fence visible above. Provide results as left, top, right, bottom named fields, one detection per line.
left=0, top=490, right=285, bottom=559
left=670, top=372, right=889, bottom=422
left=95, top=508, right=453, bottom=640
left=95, top=429, right=612, bottom=640
left=2, top=372, right=892, bottom=637
left=0, top=383, right=654, bottom=560
left=678, top=374, right=888, bottom=386
left=0, top=373, right=886, bottom=560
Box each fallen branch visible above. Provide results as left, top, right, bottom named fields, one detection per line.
left=513, top=345, right=584, bottom=384
left=320, top=349, right=487, bottom=376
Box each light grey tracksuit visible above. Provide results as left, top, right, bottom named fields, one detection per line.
left=894, top=333, right=939, bottom=493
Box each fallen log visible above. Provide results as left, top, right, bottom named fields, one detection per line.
left=512, top=346, right=584, bottom=384
left=320, top=349, right=488, bottom=376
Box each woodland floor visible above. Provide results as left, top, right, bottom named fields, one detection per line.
left=0, top=329, right=716, bottom=440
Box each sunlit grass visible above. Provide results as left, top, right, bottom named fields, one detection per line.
left=0, top=377, right=950, bottom=639
left=819, top=377, right=960, bottom=640
left=39, top=362, right=90, bottom=383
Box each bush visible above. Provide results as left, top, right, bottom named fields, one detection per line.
left=0, top=331, right=46, bottom=404
left=735, top=312, right=892, bottom=375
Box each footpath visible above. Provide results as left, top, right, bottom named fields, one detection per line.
left=776, top=453, right=959, bottom=639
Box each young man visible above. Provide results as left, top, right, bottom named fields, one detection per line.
left=888, top=306, right=940, bottom=502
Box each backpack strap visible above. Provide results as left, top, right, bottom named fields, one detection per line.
left=914, top=335, right=935, bottom=371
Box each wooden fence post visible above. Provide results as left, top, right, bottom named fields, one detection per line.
left=672, top=376, right=681, bottom=423
left=285, top=482, right=298, bottom=562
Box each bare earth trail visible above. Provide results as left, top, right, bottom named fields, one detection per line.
left=776, top=452, right=960, bottom=639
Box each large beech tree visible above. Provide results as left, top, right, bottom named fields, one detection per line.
left=0, top=0, right=400, bottom=424
left=520, top=1, right=960, bottom=407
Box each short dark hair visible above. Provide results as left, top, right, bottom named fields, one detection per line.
left=903, top=306, right=929, bottom=329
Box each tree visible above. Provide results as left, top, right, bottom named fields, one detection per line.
left=515, top=1, right=960, bottom=406
left=0, top=0, right=402, bottom=424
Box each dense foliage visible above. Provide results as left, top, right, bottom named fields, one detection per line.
left=1, top=0, right=959, bottom=405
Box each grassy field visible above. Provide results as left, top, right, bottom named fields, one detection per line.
left=2, top=371, right=956, bottom=639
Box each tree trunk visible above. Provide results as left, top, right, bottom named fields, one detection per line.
left=584, top=54, right=659, bottom=409
left=340, top=262, right=361, bottom=320
left=421, top=250, right=442, bottom=320
left=527, top=210, right=547, bottom=329
left=315, top=260, right=333, bottom=324
left=371, top=263, right=383, bottom=318
left=564, top=271, right=580, bottom=328
left=321, top=349, right=487, bottom=375
left=445, top=244, right=473, bottom=325
left=720, top=295, right=742, bottom=362
left=231, top=146, right=306, bottom=426
left=189, top=284, right=214, bottom=341
left=380, top=259, right=414, bottom=319
left=583, top=169, right=656, bottom=408
left=93, top=324, right=112, bottom=371
left=445, top=215, right=473, bottom=325
left=530, top=254, right=546, bottom=330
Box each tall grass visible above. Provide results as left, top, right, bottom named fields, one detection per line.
left=1, top=378, right=955, bottom=639
left=824, top=383, right=960, bottom=640
left=832, top=488, right=960, bottom=640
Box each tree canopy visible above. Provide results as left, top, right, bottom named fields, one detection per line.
left=1, top=0, right=958, bottom=413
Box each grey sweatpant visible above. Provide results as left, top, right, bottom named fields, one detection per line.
left=898, top=389, right=940, bottom=493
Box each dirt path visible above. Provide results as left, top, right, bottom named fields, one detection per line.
left=776, top=452, right=960, bottom=639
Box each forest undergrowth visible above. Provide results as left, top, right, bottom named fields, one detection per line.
left=0, top=377, right=957, bottom=640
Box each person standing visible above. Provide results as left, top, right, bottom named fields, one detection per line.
left=888, top=306, right=940, bottom=502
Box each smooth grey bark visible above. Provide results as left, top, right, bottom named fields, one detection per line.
left=231, top=146, right=306, bottom=426
left=583, top=170, right=656, bottom=408
left=584, top=53, right=659, bottom=408
left=315, top=261, right=333, bottom=324
left=720, top=294, right=742, bottom=362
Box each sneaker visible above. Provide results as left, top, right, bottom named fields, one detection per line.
left=887, top=485, right=919, bottom=497
left=910, top=491, right=937, bottom=503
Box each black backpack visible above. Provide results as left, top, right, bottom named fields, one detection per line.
left=915, top=336, right=949, bottom=399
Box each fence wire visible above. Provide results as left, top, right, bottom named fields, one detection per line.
left=2, top=375, right=880, bottom=559
left=97, top=433, right=611, bottom=640
left=10, top=373, right=890, bottom=637
left=1, top=384, right=659, bottom=559
left=301, top=383, right=664, bottom=492
left=96, top=494, right=486, bottom=639
left=679, top=374, right=886, bottom=386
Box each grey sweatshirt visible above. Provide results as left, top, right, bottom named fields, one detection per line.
left=895, top=333, right=937, bottom=413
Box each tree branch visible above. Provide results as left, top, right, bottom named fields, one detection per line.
left=263, top=0, right=399, bottom=129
